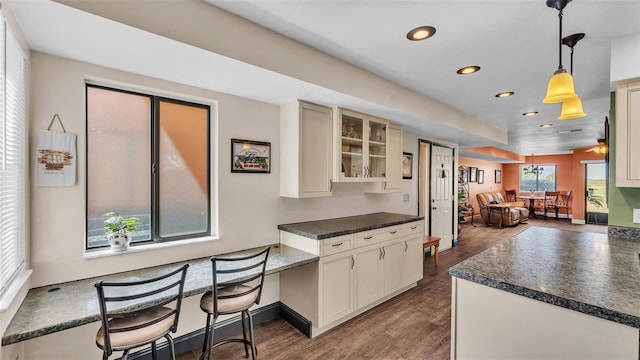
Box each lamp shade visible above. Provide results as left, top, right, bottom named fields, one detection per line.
left=543, top=70, right=578, bottom=103
left=559, top=97, right=586, bottom=119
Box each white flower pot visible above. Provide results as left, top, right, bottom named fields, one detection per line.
left=107, top=231, right=131, bottom=252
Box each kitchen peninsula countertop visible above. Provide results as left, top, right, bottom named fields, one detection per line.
left=2, top=244, right=317, bottom=346
left=278, top=212, right=424, bottom=239
left=449, top=226, right=640, bottom=328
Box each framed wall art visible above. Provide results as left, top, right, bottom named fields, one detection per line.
left=495, top=169, right=502, bottom=184
left=231, top=139, right=271, bottom=173
left=469, top=167, right=478, bottom=183
left=477, top=169, right=484, bottom=184
left=402, top=152, right=413, bottom=179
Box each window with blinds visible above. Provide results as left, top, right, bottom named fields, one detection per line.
left=0, top=20, right=27, bottom=298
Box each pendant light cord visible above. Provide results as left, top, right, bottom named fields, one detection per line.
left=557, top=9, right=564, bottom=70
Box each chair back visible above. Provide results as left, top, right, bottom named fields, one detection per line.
left=557, top=190, right=572, bottom=207
left=211, top=247, right=270, bottom=317
left=544, top=191, right=559, bottom=207
left=95, top=264, right=189, bottom=356
left=504, top=189, right=516, bottom=202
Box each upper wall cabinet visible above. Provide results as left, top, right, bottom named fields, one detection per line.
left=365, top=123, right=403, bottom=194
left=280, top=101, right=334, bottom=198
left=335, top=108, right=401, bottom=186
left=615, top=80, right=640, bottom=187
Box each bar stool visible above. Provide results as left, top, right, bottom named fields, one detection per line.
left=199, top=247, right=270, bottom=360
left=423, top=236, right=441, bottom=267
left=94, top=264, right=189, bottom=360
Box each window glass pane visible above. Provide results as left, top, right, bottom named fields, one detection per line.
left=87, top=86, right=151, bottom=248
left=158, top=100, right=209, bottom=238
left=519, top=164, right=556, bottom=192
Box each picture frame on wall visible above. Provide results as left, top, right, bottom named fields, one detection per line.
left=469, top=167, right=478, bottom=182
left=402, top=152, right=413, bottom=179
left=478, top=170, right=484, bottom=184
left=495, top=169, right=502, bottom=184
left=231, top=139, right=271, bottom=173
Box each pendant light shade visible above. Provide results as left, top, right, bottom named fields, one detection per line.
left=559, top=96, right=586, bottom=119
left=543, top=69, right=578, bottom=103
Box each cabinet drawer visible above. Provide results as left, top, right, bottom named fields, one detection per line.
left=404, top=221, right=424, bottom=236
left=355, top=225, right=403, bottom=248
left=321, top=234, right=353, bottom=256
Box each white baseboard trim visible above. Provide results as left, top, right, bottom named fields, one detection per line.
left=572, top=219, right=586, bottom=225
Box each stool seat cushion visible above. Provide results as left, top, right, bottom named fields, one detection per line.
left=96, top=306, right=175, bottom=349
left=201, top=285, right=259, bottom=314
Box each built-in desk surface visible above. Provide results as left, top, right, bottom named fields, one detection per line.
left=2, top=244, right=317, bottom=346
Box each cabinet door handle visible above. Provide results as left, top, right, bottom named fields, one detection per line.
left=405, top=241, right=408, bottom=252
left=383, top=182, right=387, bottom=190
left=410, top=226, right=417, bottom=230
left=364, top=236, right=373, bottom=240
left=329, top=178, right=333, bottom=192
left=351, top=255, right=355, bottom=269
left=389, top=230, right=397, bottom=235
left=382, top=247, right=386, bottom=259
left=331, top=242, right=343, bottom=247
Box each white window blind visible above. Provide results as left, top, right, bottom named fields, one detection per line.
left=0, top=20, right=27, bottom=297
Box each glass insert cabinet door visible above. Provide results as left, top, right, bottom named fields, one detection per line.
left=338, top=108, right=387, bottom=181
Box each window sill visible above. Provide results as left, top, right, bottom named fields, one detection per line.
left=83, top=235, right=219, bottom=260
left=0, top=268, right=32, bottom=313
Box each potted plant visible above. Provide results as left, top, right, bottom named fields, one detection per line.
left=103, top=212, right=140, bottom=252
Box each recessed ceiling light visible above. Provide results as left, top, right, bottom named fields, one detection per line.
left=540, top=124, right=554, bottom=128
left=406, top=26, right=436, bottom=41
left=522, top=111, right=539, bottom=116
left=456, top=65, right=480, bottom=75
left=495, top=92, right=515, bottom=98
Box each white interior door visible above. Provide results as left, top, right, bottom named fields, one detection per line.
left=430, top=145, right=453, bottom=250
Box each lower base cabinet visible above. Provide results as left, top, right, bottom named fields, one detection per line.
left=280, top=220, right=424, bottom=336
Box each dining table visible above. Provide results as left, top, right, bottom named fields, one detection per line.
left=516, top=195, right=546, bottom=217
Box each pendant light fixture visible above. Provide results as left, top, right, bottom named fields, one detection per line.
left=559, top=33, right=587, bottom=119
left=523, top=154, right=544, bottom=175
left=543, top=0, right=579, bottom=104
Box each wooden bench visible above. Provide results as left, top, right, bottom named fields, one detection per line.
left=423, top=236, right=441, bottom=267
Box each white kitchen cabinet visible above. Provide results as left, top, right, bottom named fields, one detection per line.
left=280, top=100, right=334, bottom=198
left=365, top=123, right=403, bottom=194
left=319, top=250, right=354, bottom=327
left=355, top=244, right=382, bottom=309
left=335, top=108, right=389, bottom=182
left=279, top=219, right=424, bottom=337
left=616, top=80, right=640, bottom=187
left=381, top=238, right=403, bottom=296
left=402, top=232, right=424, bottom=286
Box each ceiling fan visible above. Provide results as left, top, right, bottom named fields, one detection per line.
left=586, top=138, right=607, bottom=154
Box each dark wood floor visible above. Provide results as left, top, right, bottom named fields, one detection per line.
left=178, top=217, right=607, bottom=360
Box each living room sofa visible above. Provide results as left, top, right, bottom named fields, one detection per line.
left=476, top=192, right=529, bottom=227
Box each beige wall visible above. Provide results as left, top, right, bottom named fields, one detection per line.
left=17, top=52, right=420, bottom=358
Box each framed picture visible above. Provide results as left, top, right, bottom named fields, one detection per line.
left=231, top=139, right=271, bottom=173
left=469, top=167, right=478, bottom=183
left=402, top=152, right=413, bottom=179
left=478, top=170, right=484, bottom=184
left=495, top=169, right=502, bottom=184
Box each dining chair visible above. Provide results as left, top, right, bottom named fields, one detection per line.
left=94, top=264, right=189, bottom=360
left=504, top=189, right=517, bottom=202
left=543, top=191, right=559, bottom=219
left=199, top=247, right=270, bottom=360
left=551, top=190, right=572, bottom=219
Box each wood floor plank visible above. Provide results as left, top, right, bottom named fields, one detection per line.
left=178, top=217, right=607, bottom=359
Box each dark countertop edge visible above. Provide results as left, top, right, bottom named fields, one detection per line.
left=449, top=268, right=640, bottom=329
left=1, top=247, right=319, bottom=346
left=278, top=216, right=425, bottom=240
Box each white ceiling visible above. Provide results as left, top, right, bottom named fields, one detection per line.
left=9, top=0, right=640, bottom=161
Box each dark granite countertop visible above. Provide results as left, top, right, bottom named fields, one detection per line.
left=278, top=212, right=424, bottom=239
left=2, top=244, right=317, bottom=346
left=449, top=226, right=640, bottom=328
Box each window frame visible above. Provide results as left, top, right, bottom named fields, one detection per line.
left=519, top=163, right=557, bottom=192
left=85, top=83, right=213, bottom=250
